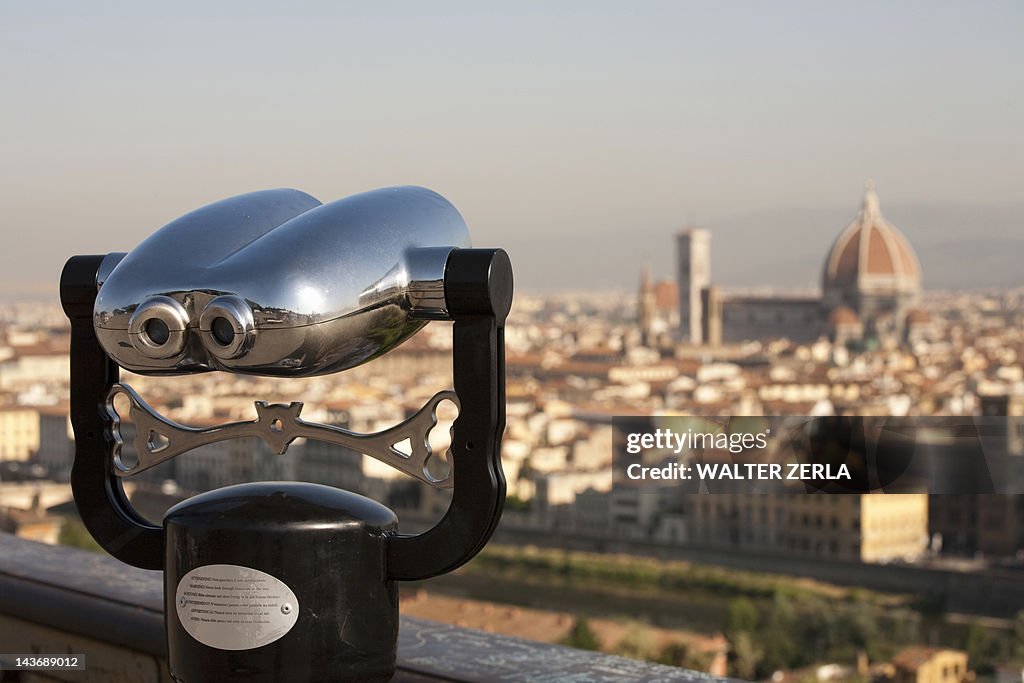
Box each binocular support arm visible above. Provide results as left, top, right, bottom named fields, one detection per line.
left=62, top=255, right=164, bottom=569
left=60, top=248, right=512, bottom=577
left=388, top=248, right=512, bottom=581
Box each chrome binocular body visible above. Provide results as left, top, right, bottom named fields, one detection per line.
left=95, top=186, right=471, bottom=376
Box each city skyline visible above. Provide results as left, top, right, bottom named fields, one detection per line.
left=0, top=183, right=1021, bottom=299
left=2, top=4, right=1022, bottom=680
left=1, top=2, right=1022, bottom=295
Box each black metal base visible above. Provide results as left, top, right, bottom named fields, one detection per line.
left=165, top=482, right=398, bottom=683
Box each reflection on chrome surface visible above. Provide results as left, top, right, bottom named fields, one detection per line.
left=94, top=186, right=471, bottom=376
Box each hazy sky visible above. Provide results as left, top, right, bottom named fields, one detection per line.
left=1, top=1, right=1021, bottom=295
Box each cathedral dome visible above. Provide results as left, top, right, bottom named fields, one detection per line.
left=823, top=181, right=921, bottom=297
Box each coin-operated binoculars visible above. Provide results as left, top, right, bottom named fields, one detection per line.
left=59, top=186, right=512, bottom=682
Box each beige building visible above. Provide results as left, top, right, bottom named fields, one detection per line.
left=535, top=470, right=612, bottom=508
left=0, top=344, right=69, bottom=391
left=687, top=492, right=928, bottom=563
left=859, top=494, right=930, bottom=562
left=0, top=506, right=63, bottom=545
left=0, top=406, right=73, bottom=475
left=0, top=407, right=69, bottom=460
left=0, top=489, right=64, bottom=545
left=35, top=409, right=74, bottom=479
left=891, top=647, right=969, bottom=683
left=0, top=407, right=41, bottom=461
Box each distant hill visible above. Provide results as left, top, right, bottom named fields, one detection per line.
left=503, top=202, right=1023, bottom=292
left=2, top=203, right=1020, bottom=300
left=914, top=237, right=1024, bottom=289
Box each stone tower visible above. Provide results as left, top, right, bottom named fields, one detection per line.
left=676, top=228, right=710, bottom=344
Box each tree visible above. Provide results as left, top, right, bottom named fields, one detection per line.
left=1013, top=611, right=1024, bottom=664
left=505, top=495, right=531, bottom=512
left=560, top=617, right=601, bottom=651
left=963, top=621, right=1003, bottom=674
left=886, top=608, right=922, bottom=650
left=658, top=641, right=714, bottom=672
left=58, top=517, right=102, bottom=553
left=725, top=597, right=759, bottom=636
left=615, top=623, right=656, bottom=661
left=844, top=601, right=882, bottom=662
left=798, top=596, right=837, bottom=662
left=730, top=631, right=764, bottom=680
left=758, top=593, right=800, bottom=674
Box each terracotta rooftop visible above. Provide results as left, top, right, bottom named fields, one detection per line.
left=907, top=308, right=932, bottom=324
left=827, top=305, right=861, bottom=326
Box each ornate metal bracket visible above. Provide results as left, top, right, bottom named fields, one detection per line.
left=107, top=383, right=459, bottom=488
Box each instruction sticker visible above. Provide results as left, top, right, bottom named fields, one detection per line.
left=175, top=564, right=299, bottom=650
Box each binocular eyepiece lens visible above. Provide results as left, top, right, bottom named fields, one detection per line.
left=126, top=296, right=189, bottom=360
left=210, top=317, right=236, bottom=347
left=144, top=318, right=171, bottom=346
left=199, top=296, right=254, bottom=361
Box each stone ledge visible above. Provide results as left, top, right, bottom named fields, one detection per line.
left=0, top=533, right=730, bottom=682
